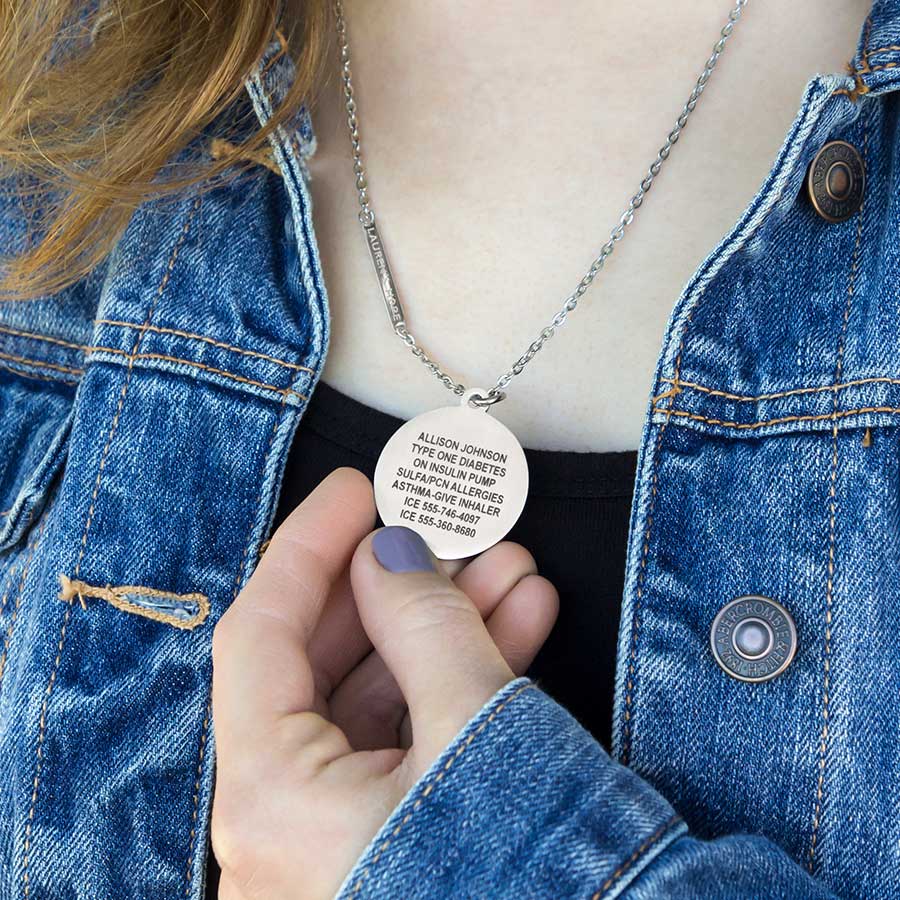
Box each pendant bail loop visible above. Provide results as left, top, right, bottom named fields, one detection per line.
left=463, top=387, right=506, bottom=409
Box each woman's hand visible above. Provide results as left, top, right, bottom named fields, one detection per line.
left=210, top=468, right=558, bottom=900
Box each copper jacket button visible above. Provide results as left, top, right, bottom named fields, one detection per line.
left=710, top=596, right=797, bottom=682
left=807, top=140, right=865, bottom=222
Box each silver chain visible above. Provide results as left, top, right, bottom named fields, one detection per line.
left=334, top=0, right=749, bottom=407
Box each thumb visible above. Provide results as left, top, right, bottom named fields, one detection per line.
left=350, top=526, right=515, bottom=762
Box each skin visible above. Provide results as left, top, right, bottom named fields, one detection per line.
left=309, top=0, right=870, bottom=451
left=211, top=469, right=559, bottom=899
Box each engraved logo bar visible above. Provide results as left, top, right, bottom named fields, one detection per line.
left=364, top=221, right=405, bottom=328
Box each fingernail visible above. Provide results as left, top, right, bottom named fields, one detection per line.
left=372, top=526, right=435, bottom=573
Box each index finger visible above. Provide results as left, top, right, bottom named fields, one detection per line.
left=212, top=467, right=376, bottom=750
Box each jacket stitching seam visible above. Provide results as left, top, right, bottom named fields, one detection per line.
left=0, top=320, right=311, bottom=379
left=183, top=699, right=212, bottom=896
left=345, top=682, right=537, bottom=898
left=657, top=374, right=900, bottom=403
left=93, top=319, right=314, bottom=373
left=621, top=102, right=806, bottom=763
left=21, top=196, right=200, bottom=898
left=0, top=349, right=83, bottom=377
left=590, top=813, right=683, bottom=900
left=650, top=405, right=900, bottom=430
left=808, top=107, right=866, bottom=875
left=0, top=361, right=80, bottom=386
left=0, top=323, right=88, bottom=353
left=185, top=391, right=293, bottom=893
left=855, top=61, right=899, bottom=73
left=246, top=73, right=326, bottom=361
left=620, top=419, right=668, bottom=767
left=85, top=346, right=307, bottom=401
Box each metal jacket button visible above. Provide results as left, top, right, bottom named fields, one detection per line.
left=807, top=140, right=865, bottom=223
left=710, top=596, right=797, bottom=683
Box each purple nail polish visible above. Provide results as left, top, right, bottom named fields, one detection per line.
left=372, top=526, right=435, bottom=573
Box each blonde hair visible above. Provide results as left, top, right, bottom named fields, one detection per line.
left=0, top=1, right=330, bottom=300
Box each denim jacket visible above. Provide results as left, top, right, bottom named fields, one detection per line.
left=2, top=3, right=900, bottom=898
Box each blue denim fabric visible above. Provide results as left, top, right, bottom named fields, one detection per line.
left=2, top=2, right=900, bottom=897
left=336, top=679, right=837, bottom=900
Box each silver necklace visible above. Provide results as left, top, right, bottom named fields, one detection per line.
left=333, top=0, right=749, bottom=558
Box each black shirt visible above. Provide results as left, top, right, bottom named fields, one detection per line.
left=206, top=383, right=636, bottom=896
left=274, top=382, right=637, bottom=749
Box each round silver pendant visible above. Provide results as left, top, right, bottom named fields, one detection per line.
left=374, top=392, right=529, bottom=559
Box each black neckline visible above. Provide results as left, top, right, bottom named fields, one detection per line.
left=302, top=382, right=638, bottom=500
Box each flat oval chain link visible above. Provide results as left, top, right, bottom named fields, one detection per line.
left=334, top=0, right=749, bottom=406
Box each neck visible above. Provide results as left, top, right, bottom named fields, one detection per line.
left=331, top=0, right=866, bottom=159
left=308, top=0, right=871, bottom=451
